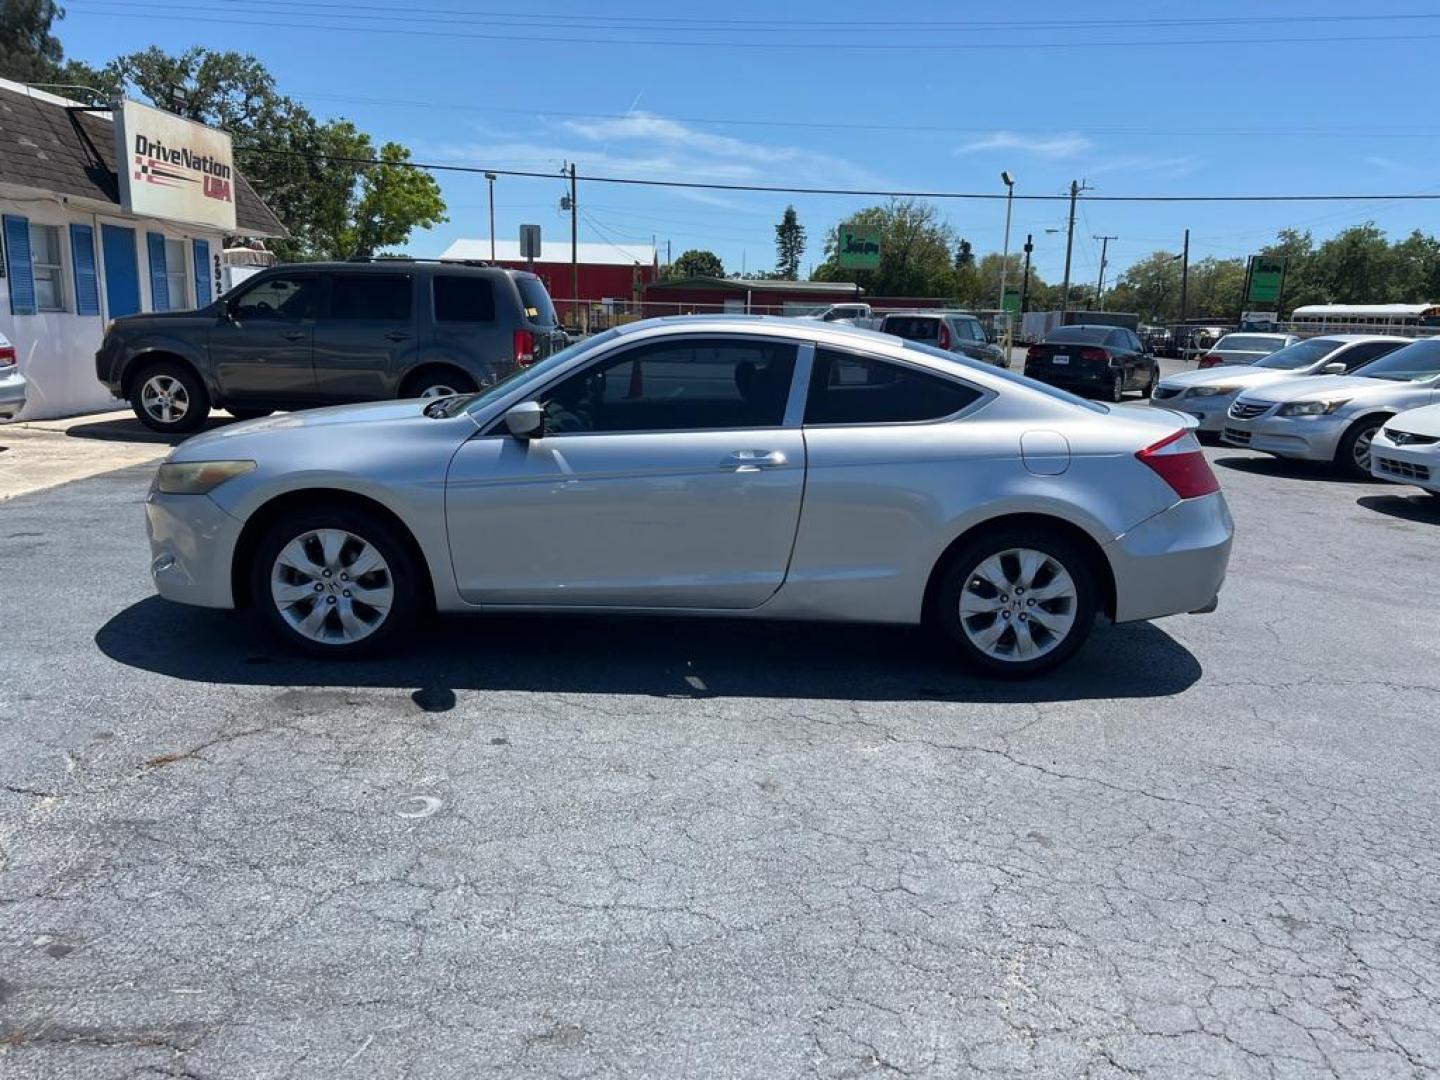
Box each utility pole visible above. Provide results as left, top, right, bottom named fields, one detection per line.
left=1019, top=233, right=1033, bottom=315
left=1179, top=228, right=1190, bottom=324
left=567, top=161, right=579, bottom=332
left=1093, top=235, right=1117, bottom=310
left=1059, top=179, right=1091, bottom=318
left=484, top=172, right=497, bottom=261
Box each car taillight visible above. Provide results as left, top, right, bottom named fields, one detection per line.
left=1198, top=353, right=1220, bottom=368
left=937, top=322, right=951, bottom=350
left=0, top=345, right=15, bottom=368
left=1079, top=347, right=1109, bottom=362
left=513, top=329, right=536, bottom=367
left=1026, top=345, right=1043, bottom=363
left=1136, top=429, right=1220, bottom=500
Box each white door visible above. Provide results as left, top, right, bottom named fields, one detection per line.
left=445, top=335, right=807, bottom=609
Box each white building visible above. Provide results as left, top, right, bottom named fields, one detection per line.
left=0, top=79, right=284, bottom=420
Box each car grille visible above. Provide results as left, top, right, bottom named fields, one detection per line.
left=1384, top=427, right=1440, bottom=447
left=1375, top=456, right=1432, bottom=482
left=1151, top=386, right=1181, bottom=400
left=1228, top=400, right=1272, bottom=420
left=1224, top=427, right=1252, bottom=445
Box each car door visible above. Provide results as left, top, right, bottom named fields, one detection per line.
left=445, top=334, right=807, bottom=609
left=312, top=271, right=417, bottom=402
left=209, top=271, right=322, bottom=406
left=1106, top=329, right=1136, bottom=387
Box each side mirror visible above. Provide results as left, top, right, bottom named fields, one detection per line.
left=503, top=400, right=545, bottom=440
left=1320, top=361, right=1346, bottom=375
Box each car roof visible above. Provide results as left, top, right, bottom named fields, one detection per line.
left=1309, top=333, right=1413, bottom=344
left=269, top=260, right=537, bottom=279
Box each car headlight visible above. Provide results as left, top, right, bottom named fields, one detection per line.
left=156, top=460, right=256, bottom=494
left=1184, top=385, right=1239, bottom=398
left=1277, top=399, right=1350, bottom=417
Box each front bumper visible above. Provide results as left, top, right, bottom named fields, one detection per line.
left=1220, top=409, right=1347, bottom=462
left=1370, top=431, right=1440, bottom=494
left=1106, top=491, right=1234, bottom=623
left=145, top=486, right=245, bottom=608
left=1151, top=389, right=1235, bottom=432
left=0, top=372, right=26, bottom=419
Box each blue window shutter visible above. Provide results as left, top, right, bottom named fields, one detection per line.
left=69, top=224, right=101, bottom=316
left=146, top=231, right=169, bottom=311
left=3, top=215, right=36, bottom=315
left=192, top=238, right=212, bottom=306
left=101, top=225, right=141, bottom=318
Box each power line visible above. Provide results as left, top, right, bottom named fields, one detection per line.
left=233, top=143, right=1440, bottom=204
left=60, top=3, right=1440, bottom=52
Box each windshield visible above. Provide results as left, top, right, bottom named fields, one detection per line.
left=515, top=276, right=559, bottom=326
left=1214, top=334, right=1283, bottom=353
left=459, top=329, right=622, bottom=416
left=1254, top=338, right=1340, bottom=370
left=902, top=340, right=1110, bottom=414
left=1352, top=338, right=1440, bottom=382
left=1044, top=326, right=1110, bottom=344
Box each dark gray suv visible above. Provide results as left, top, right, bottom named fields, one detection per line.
left=878, top=311, right=1009, bottom=368
left=96, top=259, right=567, bottom=433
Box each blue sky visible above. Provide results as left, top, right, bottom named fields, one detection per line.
left=53, top=0, right=1440, bottom=287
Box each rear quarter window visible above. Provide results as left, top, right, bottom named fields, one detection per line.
left=882, top=317, right=941, bottom=341
left=434, top=275, right=496, bottom=323
left=805, top=347, right=981, bottom=425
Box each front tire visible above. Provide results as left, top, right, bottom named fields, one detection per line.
left=130, top=361, right=211, bottom=433
left=934, top=527, right=1097, bottom=678
left=1335, top=416, right=1387, bottom=480
left=1141, top=368, right=1157, bottom=399
left=250, top=506, right=421, bottom=659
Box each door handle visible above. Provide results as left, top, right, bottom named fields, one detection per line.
left=280, top=330, right=305, bottom=342
left=724, top=450, right=787, bottom=472
left=385, top=331, right=410, bottom=342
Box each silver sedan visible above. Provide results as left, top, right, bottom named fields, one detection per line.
left=144, top=317, right=1234, bottom=677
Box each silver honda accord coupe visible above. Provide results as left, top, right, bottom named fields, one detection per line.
left=144, top=316, right=1233, bottom=677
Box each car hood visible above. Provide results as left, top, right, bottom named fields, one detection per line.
left=1159, top=365, right=1290, bottom=389
left=1387, top=403, right=1440, bottom=437
left=172, top=399, right=468, bottom=459
left=1236, top=374, right=1412, bottom=405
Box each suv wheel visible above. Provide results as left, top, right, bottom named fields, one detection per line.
left=251, top=505, right=421, bottom=658
left=934, top=527, right=1097, bottom=678
left=404, top=370, right=478, bottom=400
left=131, top=361, right=210, bottom=433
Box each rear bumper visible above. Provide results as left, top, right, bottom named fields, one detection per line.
left=0, top=372, right=26, bottom=419
left=1106, top=491, right=1234, bottom=623
left=145, top=486, right=244, bottom=609
left=1024, top=366, right=1115, bottom=393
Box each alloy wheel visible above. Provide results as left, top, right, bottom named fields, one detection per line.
left=958, top=548, right=1078, bottom=662
left=141, top=374, right=191, bottom=425
left=418, top=383, right=459, bottom=399
left=1351, top=426, right=1377, bottom=472
left=270, top=528, right=394, bottom=645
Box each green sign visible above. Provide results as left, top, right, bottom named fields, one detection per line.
left=1246, top=255, right=1286, bottom=305
left=1002, top=288, right=1021, bottom=315
left=837, top=226, right=882, bottom=270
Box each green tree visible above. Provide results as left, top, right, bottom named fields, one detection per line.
left=0, top=0, right=63, bottom=83
left=812, top=198, right=957, bottom=296
left=666, top=249, right=724, bottom=279
left=1186, top=256, right=1247, bottom=318
left=774, top=204, right=805, bottom=280
left=1309, top=224, right=1393, bottom=305
left=1110, top=250, right=1184, bottom=321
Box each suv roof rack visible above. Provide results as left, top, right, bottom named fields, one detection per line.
left=341, top=255, right=493, bottom=267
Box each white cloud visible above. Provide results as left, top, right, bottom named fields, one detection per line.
left=1084, top=155, right=1200, bottom=181
left=1365, top=155, right=1407, bottom=173
left=953, top=131, right=1094, bottom=159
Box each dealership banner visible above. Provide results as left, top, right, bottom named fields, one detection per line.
left=114, top=100, right=237, bottom=232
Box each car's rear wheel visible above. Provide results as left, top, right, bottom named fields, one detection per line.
left=130, top=360, right=210, bottom=433
left=251, top=506, right=421, bottom=658
left=403, top=369, right=478, bottom=400
left=935, top=527, right=1097, bottom=678
left=1109, top=372, right=1126, bottom=403
left=1335, top=416, right=1387, bottom=480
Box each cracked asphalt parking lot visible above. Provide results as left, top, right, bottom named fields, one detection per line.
left=2, top=443, right=1439, bottom=1079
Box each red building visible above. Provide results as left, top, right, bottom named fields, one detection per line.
left=440, top=238, right=657, bottom=307
left=643, top=277, right=952, bottom=317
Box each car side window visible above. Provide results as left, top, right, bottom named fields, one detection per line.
left=328, top=274, right=412, bottom=321
left=232, top=275, right=321, bottom=321
left=1342, top=341, right=1402, bottom=370
left=539, top=337, right=797, bottom=434
left=963, top=319, right=984, bottom=341
left=804, top=347, right=982, bottom=426
left=434, top=275, right=496, bottom=323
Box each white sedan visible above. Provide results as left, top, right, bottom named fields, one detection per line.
left=0, top=330, right=26, bottom=420
left=1371, top=404, right=1440, bottom=497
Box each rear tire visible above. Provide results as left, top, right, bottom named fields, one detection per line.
left=403, top=369, right=478, bottom=400
left=1109, top=372, right=1125, bottom=403
left=130, top=360, right=211, bottom=434
left=250, top=505, right=421, bottom=659
left=933, top=527, right=1098, bottom=679
left=1335, top=416, right=1388, bottom=480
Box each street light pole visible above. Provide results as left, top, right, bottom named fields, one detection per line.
left=998, top=171, right=1015, bottom=356
left=1093, top=234, right=1117, bottom=310
left=484, top=172, right=497, bottom=262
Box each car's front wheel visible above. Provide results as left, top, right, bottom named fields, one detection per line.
left=1335, top=416, right=1387, bottom=480
left=935, top=527, right=1098, bottom=678
left=1141, top=368, right=1157, bottom=399
left=130, top=360, right=211, bottom=433
left=251, top=506, right=422, bottom=658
